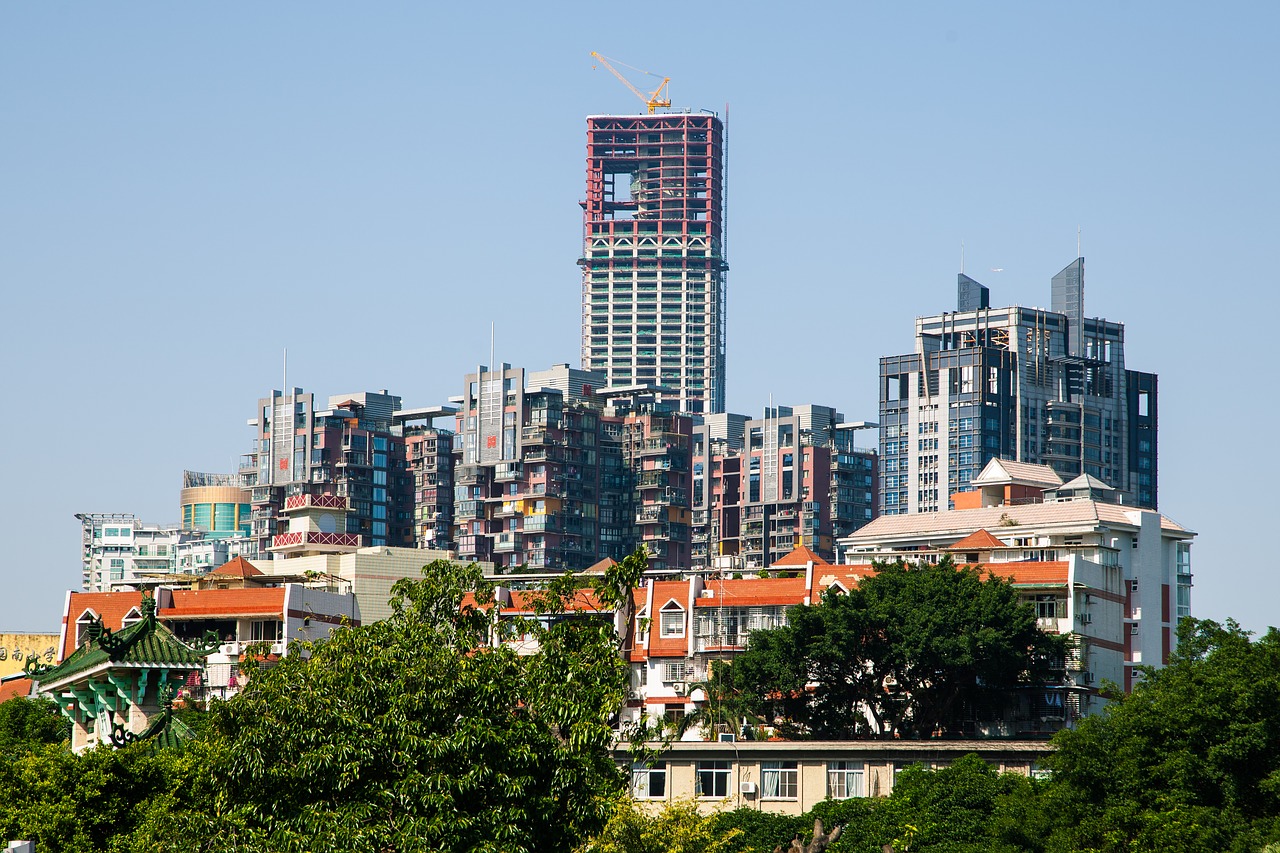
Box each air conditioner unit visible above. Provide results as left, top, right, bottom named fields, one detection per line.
left=718, top=733, right=736, bottom=743
left=740, top=781, right=758, bottom=796
left=1079, top=613, right=1093, bottom=624
left=672, top=682, right=686, bottom=695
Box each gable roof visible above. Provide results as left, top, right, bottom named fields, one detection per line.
left=62, top=591, right=145, bottom=660
left=770, top=545, right=830, bottom=567
left=947, top=529, right=1007, bottom=551
left=39, top=602, right=208, bottom=690
left=972, top=458, right=1064, bottom=489
left=1058, top=473, right=1115, bottom=492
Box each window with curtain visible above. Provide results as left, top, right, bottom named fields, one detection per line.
left=827, top=761, right=865, bottom=798
left=761, top=761, right=798, bottom=799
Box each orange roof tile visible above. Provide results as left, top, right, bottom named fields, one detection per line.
left=207, top=556, right=264, bottom=578
left=693, top=577, right=808, bottom=607
left=0, top=677, right=33, bottom=703
left=165, top=588, right=286, bottom=618
left=646, top=580, right=693, bottom=658
left=947, top=529, right=1007, bottom=551
left=981, top=561, right=1070, bottom=586
left=504, top=588, right=607, bottom=614
left=63, top=591, right=145, bottom=660
left=770, top=545, right=830, bottom=567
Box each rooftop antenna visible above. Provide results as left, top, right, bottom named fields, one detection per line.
left=960, top=241, right=965, bottom=274
left=1077, top=226, right=1082, bottom=258
left=283, top=348, right=288, bottom=398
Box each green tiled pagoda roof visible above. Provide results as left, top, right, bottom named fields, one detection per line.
left=38, top=609, right=207, bottom=687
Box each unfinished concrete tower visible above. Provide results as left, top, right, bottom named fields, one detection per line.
left=580, top=113, right=727, bottom=414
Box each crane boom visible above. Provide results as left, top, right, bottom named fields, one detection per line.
left=590, top=52, right=670, bottom=114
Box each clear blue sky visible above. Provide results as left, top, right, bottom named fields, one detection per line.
left=2, top=3, right=1276, bottom=633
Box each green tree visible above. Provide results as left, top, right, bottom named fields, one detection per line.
left=134, top=558, right=634, bottom=853
left=877, top=754, right=1046, bottom=853
left=0, top=695, right=70, bottom=752
left=0, top=740, right=190, bottom=853
left=580, top=799, right=744, bottom=853
left=1042, top=618, right=1280, bottom=852
left=733, top=557, right=1065, bottom=738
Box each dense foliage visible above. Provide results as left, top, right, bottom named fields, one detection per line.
left=2, top=558, right=635, bottom=853
left=5, top=569, right=1280, bottom=853
left=731, top=557, right=1066, bottom=738
left=1042, top=618, right=1280, bottom=852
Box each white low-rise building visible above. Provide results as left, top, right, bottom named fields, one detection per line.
left=838, top=459, right=1195, bottom=696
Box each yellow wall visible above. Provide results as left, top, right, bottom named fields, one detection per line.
left=0, top=633, right=60, bottom=677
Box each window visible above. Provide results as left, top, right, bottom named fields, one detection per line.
left=1035, top=595, right=1058, bottom=619
left=762, top=761, right=798, bottom=799
left=660, top=601, right=685, bottom=638
left=827, top=761, right=865, bottom=799
left=632, top=762, right=667, bottom=798
left=696, top=760, right=731, bottom=798
left=662, top=661, right=692, bottom=683
left=251, top=620, right=282, bottom=642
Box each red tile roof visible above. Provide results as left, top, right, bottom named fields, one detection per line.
left=504, top=588, right=608, bottom=614
left=947, top=529, right=1007, bottom=551
left=62, top=591, right=145, bottom=660
left=770, top=545, right=830, bottom=567
left=206, top=556, right=264, bottom=578
left=0, top=677, right=33, bottom=703
left=693, top=577, right=808, bottom=607
left=582, top=557, right=618, bottom=574
left=981, top=561, right=1070, bottom=586
left=646, top=580, right=692, bottom=658
left=165, top=588, right=286, bottom=618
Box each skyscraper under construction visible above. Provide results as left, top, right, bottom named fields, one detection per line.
left=580, top=112, right=727, bottom=414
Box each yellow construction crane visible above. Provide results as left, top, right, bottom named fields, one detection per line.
left=590, top=52, right=671, bottom=114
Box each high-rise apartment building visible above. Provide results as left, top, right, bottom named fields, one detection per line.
left=879, top=258, right=1158, bottom=515
left=398, top=408, right=456, bottom=551
left=448, top=364, right=694, bottom=573
left=451, top=364, right=605, bottom=571
left=580, top=113, right=727, bottom=414
left=242, top=389, right=416, bottom=556
left=690, top=406, right=879, bottom=568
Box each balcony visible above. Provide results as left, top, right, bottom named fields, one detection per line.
left=456, top=535, right=493, bottom=558
left=651, top=487, right=687, bottom=506
left=455, top=501, right=486, bottom=520
left=493, top=532, right=522, bottom=553
left=636, top=506, right=666, bottom=524
left=336, top=452, right=370, bottom=468
left=637, top=471, right=668, bottom=488
left=494, top=462, right=522, bottom=482
left=523, top=516, right=559, bottom=533
left=283, top=493, right=349, bottom=513
left=269, top=530, right=361, bottom=554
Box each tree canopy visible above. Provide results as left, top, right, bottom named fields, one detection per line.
left=1042, top=618, right=1280, bottom=852
left=730, top=557, right=1066, bottom=738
